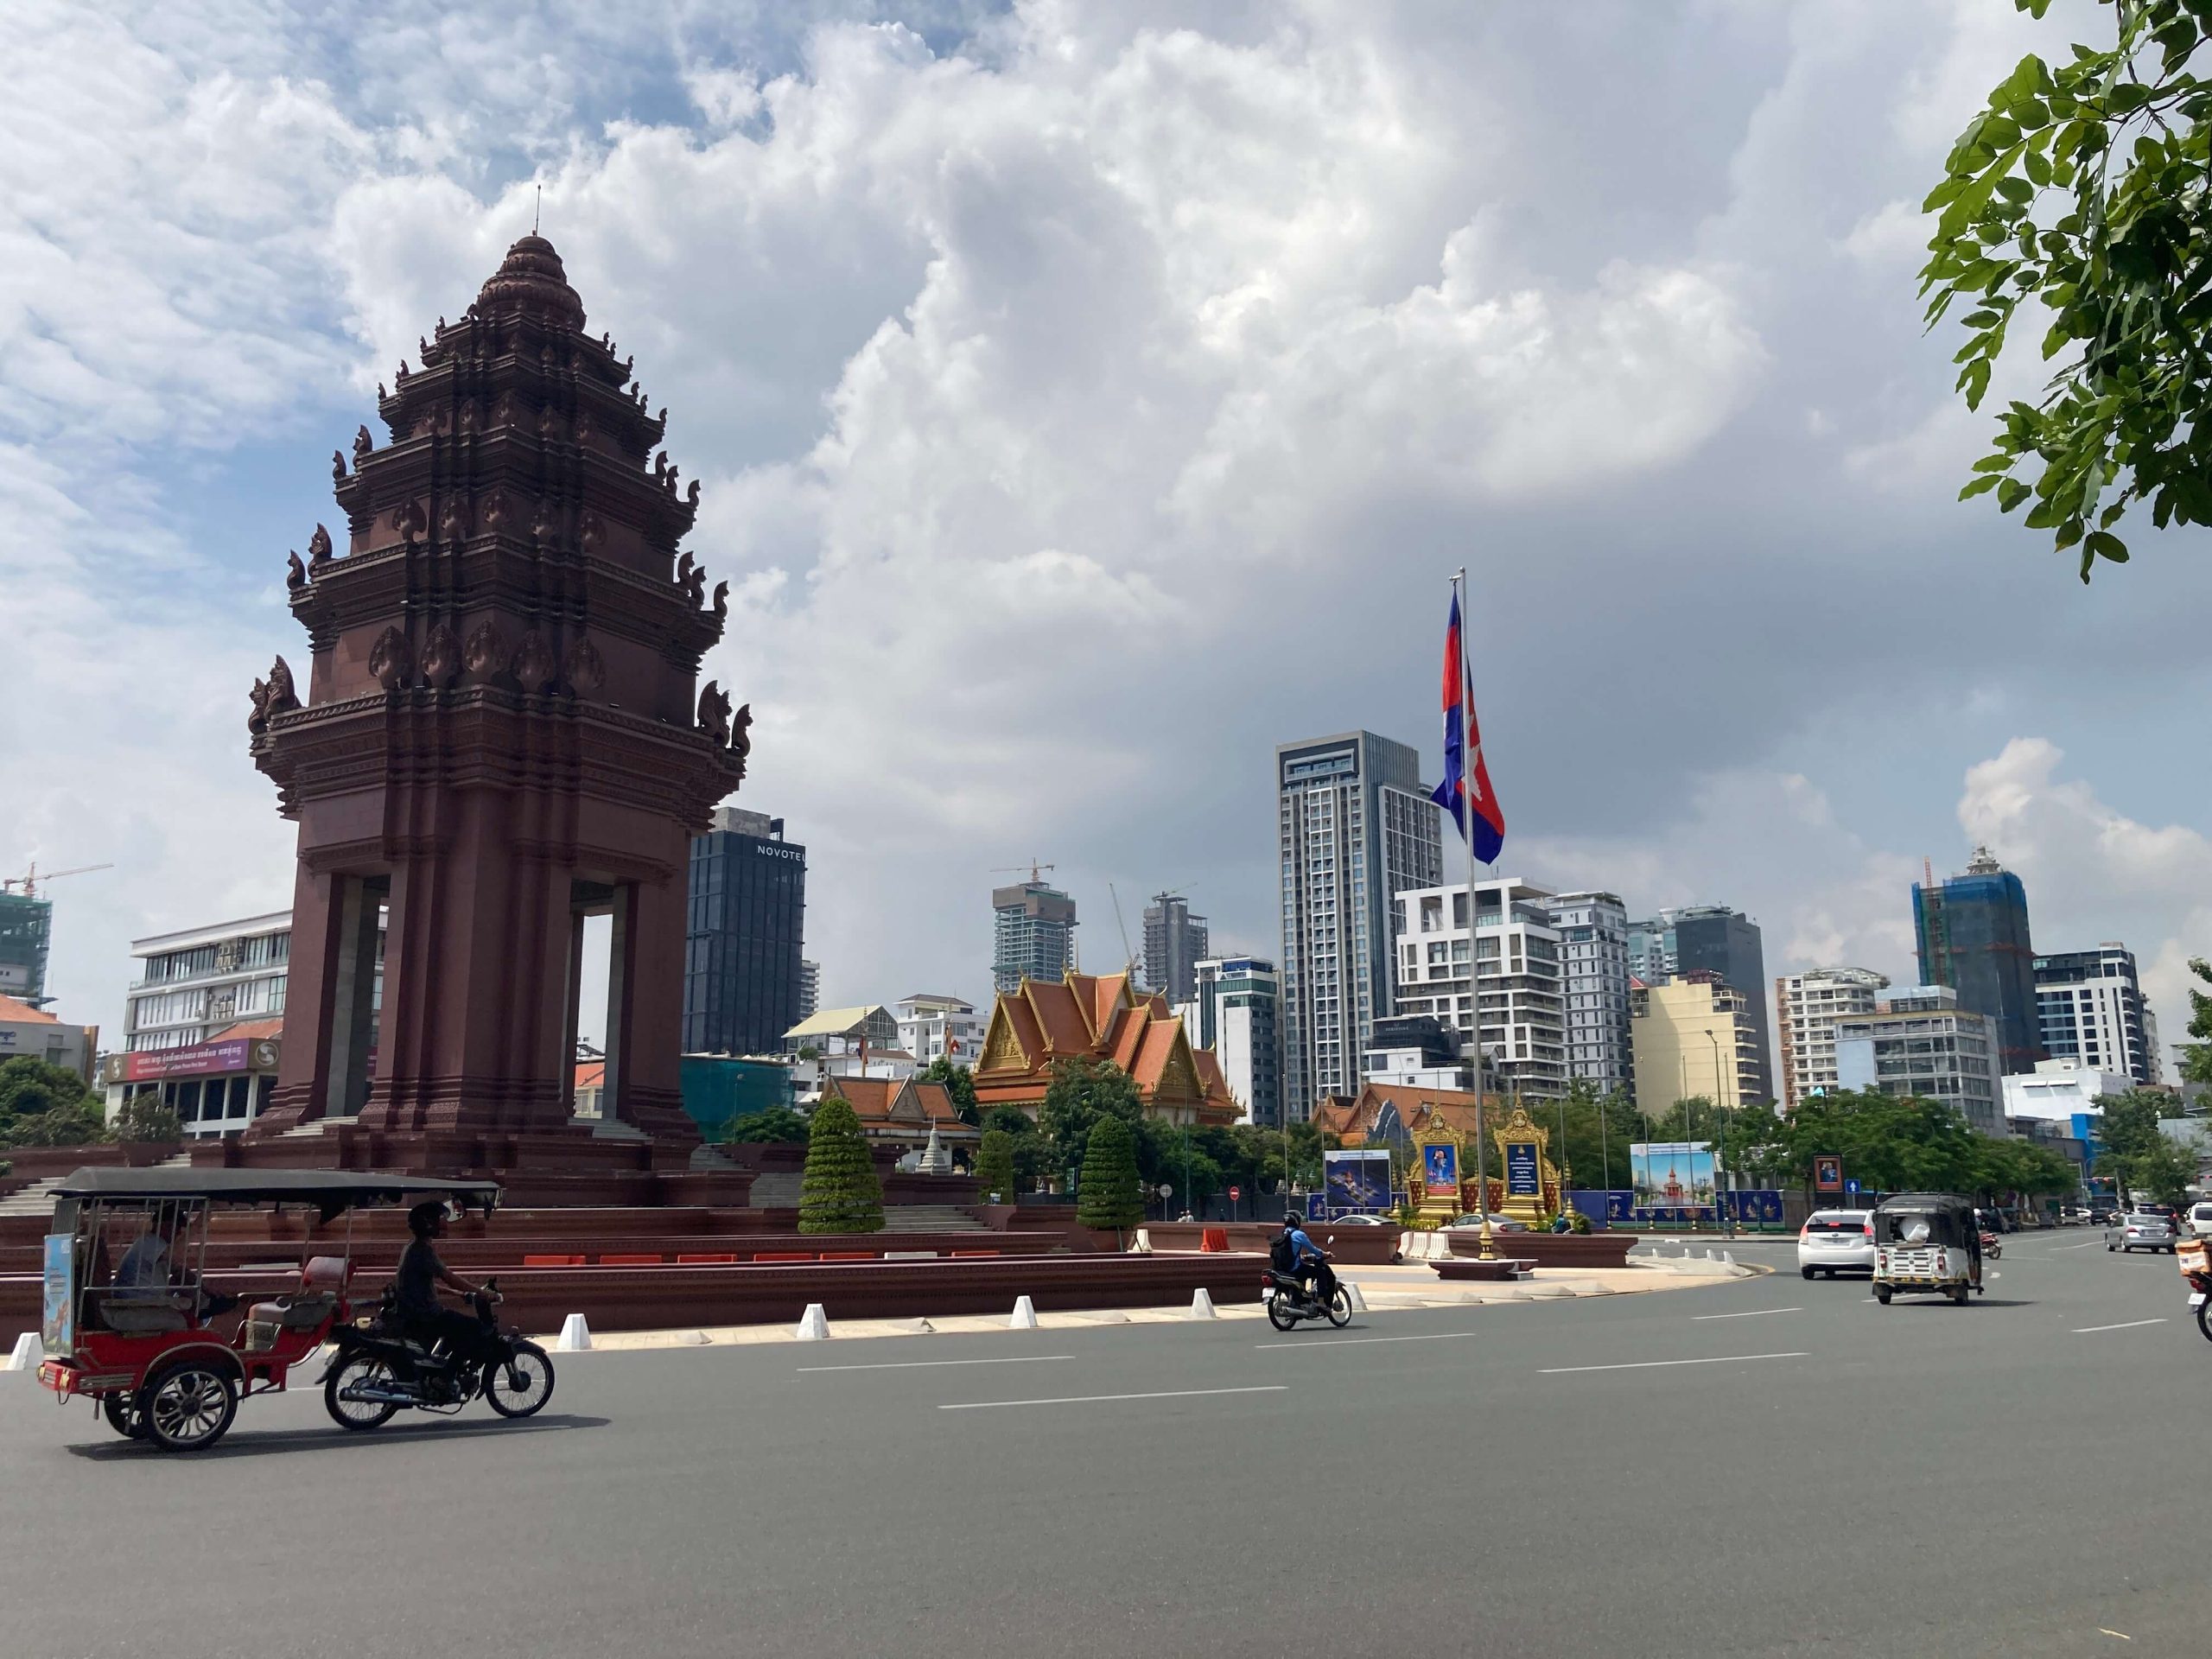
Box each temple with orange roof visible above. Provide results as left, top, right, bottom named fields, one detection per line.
left=972, top=972, right=1241, bottom=1128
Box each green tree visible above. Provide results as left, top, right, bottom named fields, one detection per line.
left=2127, top=1133, right=2197, bottom=1206
left=798, top=1094, right=884, bottom=1234
left=1076, top=1115, right=1142, bottom=1237
left=3, top=1102, right=109, bottom=1147
left=914, top=1058, right=982, bottom=1126
left=973, top=1128, right=1018, bottom=1201
left=1922, top=0, right=2212, bottom=579
left=2092, top=1088, right=2175, bottom=1201
left=2180, top=957, right=2212, bottom=1087
left=721, top=1106, right=812, bottom=1145
left=110, top=1096, right=182, bottom=1144
left=1036, top=1058, right=1142, bottom=1172
left=0, top=1055, right=99, bottom=1119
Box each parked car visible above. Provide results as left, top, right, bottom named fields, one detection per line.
left=2186, top=1202, right=2212, bottom=1240
left=2086, top=1201, right=2122, bottom=1225
left=1325, top=1213, right=1390, bottom=1225
left=1445, top=1213, right=1530, bottom=1233
left=1798, top=1209, right=1876, bottom=1279
left=2107, top=1213, right=2177, bottom=1254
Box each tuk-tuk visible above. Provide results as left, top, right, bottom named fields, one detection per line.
left=1872, top=1192, right=1984, bottom=1306
left=35, top=1166, right=500, bottom=1452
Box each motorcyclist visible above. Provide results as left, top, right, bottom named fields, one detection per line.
left=1280, top=1215, right=1336, bottom=1310
left=394, top=1201, right=494, bottom=1371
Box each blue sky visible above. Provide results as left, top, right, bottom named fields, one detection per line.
left=6, top=1, right=2209, bottom=1071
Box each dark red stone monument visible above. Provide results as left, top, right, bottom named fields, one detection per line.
left=245, top=236, right=747, bottom=1185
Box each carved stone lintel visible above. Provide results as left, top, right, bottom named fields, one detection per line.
left=368, top=625, right=415, bottom=692
left=439, top=496, right=471, bottom=544
left=391, top=499, right=428, bottom=546
left=579, top=510, right=604, bottom=553
left=463, top=620, right=506, bottom=682
left=564, top=633, right=606, bottom=696
left=531, top=500, right=557, bottom=546
left=483, top=490, right=510, bottom=534
left=420, top=622, right=461, bottom=689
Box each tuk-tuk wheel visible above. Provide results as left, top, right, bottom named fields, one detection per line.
left=1949, top=1285, right=1970, bottom=1306
left=101, top=1393, right=149, bottom=1440
left=142, top=1361, right=238, bottom=1452
left=1873, top=1286, right=1892, bottom=1305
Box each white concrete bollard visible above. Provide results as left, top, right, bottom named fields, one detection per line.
left=555, top=1313, right=593, bottom=1352
left=1343, top=1282, right=1370, bottom=1313
left=1721, top=1251, right=1735, bottom=1267
left=1188, top=1287, right=1217, bottom=1319
left=674, top=1330, right=712, bottom=1345
left=1008, top=1294, right=1039, bottom=1330
left=4, top=1332, right=42, bottom=1372
left=794, top=1303, right=831, bottom=1341
left=1133, top=1229, right=1153, bottom=1254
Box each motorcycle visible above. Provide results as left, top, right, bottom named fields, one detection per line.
left=2183, top=1257, right=2212, bottom=1343
left=1262, top=1264, right=1351, bottom=1331
left=1979, top=1230, right=2003, bottom=1261
left=321, top=1280, right=556, bottom=1429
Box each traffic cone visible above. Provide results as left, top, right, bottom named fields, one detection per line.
left=555, top=1313, right=592, bottom=1351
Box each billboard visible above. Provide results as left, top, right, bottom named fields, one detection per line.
left=1421, top=1140, right=1459, bottom=1194
left=1630, top=1141, right=1715, bottom=1210
left=110, top=1037, right=279, bottom=1084
left=1504, top=1141, right=1541, bottom=1198
left=1325, top=1149, right=1392, bottom=1212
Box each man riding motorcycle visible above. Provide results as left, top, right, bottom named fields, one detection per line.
left=1276, top=1215, right=1336, bottom=1311
left=394, top=1201, right=499, bottom=1371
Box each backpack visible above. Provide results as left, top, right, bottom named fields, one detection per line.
left=1268, top=1233, right=1299, bottom=1273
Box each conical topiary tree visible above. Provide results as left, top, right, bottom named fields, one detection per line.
left=1077, top=1115, right=1142, bottom=1240
left=974, top=1128, right=1017, bottom=1203
left=798, top=1094, right=884, bottom=1234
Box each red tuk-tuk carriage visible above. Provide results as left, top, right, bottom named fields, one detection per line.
left=35, top=1166, right=501, bottom=1452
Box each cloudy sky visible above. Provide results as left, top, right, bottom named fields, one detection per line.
left=6, top=0, right=2208, bottom=1075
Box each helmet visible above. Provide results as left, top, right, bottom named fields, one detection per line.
left=1282, top=1214, right=1300, bottom=1230
left=407, top=1201, right=447, bottom=1236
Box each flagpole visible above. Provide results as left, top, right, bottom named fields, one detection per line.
left=1453, top=567, right=1497, bottom=1265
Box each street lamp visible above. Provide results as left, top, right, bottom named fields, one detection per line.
left=1703, top=1025, right=1734, bottom=1240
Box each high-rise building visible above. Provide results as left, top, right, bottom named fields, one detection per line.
left=1834, top=985, right=2002, bottom=1135
left=1627, top=905, right=1772, bottom=1101
left=2035, top=944, right=2160, bottom=1085
left=1775, top=966, right=1890, bottom=1111
left=1914, top=846, right=2042, bottom=1074
left=684, top=807, right=808, bottom=1057
left=1276, top=732, right=1442, bottom=1120
left=1545, top=891, right=1633, bottom=1096
left=1142, top=893, right=1209, bottom=1005
left=1391, top=877, right=1567, bottom=1099
left=1629, top=972, right=1763, bottom=1122
left=797, top=959, right=820, bottom=1023
left=1179, top=956, right=1281, bottom=1126
left=0, top=892, right=52, bottom=1005
left=992, top=875, right=1077, bottom=994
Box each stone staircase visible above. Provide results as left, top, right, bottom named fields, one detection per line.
left=881, top=1205, right=980, bottom=1234
left=747, top=1172, right=801, bottom=1208
left=0, top=1151, right=194, bottom=1217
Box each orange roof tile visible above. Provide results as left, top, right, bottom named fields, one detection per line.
left=573, top=1060, right=606, bottom=1090
left=828, top=1077, right=899, bottom=1119
left=211, top=1018, right=283, bottom=1043
left=1023, top=979, right=1091, bottom=1057
left=0, top=995, right=59, bottom=1024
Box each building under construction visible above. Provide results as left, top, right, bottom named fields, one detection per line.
left=0, top=892, right=51, bottom=1006
left=1912, top=846, right=2044, bottom=1076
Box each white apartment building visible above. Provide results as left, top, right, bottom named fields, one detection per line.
left=1392, top=878, right=1567, bottom=1099
left=1775, top=966, right=1889, bottom=1111
left=895, top=993, right=987, bottom=1067
left=2000, top=1058, right=2137, bottom=1122
left=1276, top=732, right=1442, bottom=1119
left=2034, top=945, right=2162, bottom=1085
left=1545, top=891, right=1633, bottom=1095
left=1834, top=985, right=2002, bottom=1135
left=1179, top=957, right=1281, bottom=1126
left=124, top=912, right=298, bottom=1053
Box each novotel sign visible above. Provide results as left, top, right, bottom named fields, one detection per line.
left=750, top=842, right=804, bottom=864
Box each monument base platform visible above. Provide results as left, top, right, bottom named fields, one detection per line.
left=198, top=1122, right=753, bottom=1208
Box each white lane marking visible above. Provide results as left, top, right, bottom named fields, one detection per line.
left=1692, top=1307, right=1801, bottom=1321
left=2072, top=1319, right=2167, bottom=1334
left=1541, top=1351, right=1807, bottom=1376
left=1255, top=1332, right=1478, bottom=1350
left=940, top=1385, right=1287, bottom=1412
left=2050, top=1241, right=2101, bottom=1252
left=798, top=1355, right=1074, bottom=1373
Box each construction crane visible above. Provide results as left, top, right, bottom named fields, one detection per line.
left=2, top=861, right=114, bottom=897
left=990, top=861, right=1056, bottom=884
left=1109, top=883, right=1141, bottom=981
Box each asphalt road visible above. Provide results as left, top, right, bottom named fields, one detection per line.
left=1, top=1233, right=2202, bottom=1658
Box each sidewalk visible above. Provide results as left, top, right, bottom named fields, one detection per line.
left=553, top=1255, right=1763, bottom=1351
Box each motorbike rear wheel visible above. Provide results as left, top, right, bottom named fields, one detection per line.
left=324, top=1354, right=402, bottom=1431
left=1265, top=1292, right=1300, bottom=1332
left=483, top=1341, right=555, bottom=1419
left=1325, top=1287, right=1352, bottom=1328
left=2196, top=1299, right=2212, bottom=1343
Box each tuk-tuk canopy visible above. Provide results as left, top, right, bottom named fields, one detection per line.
left=50, top=1167, right=503, bottom=1223
left=1874, top=1192, right=1974, bottom=1246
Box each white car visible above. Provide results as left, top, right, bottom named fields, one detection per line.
left=1798, top=1209, right=1876, bottom=1279
left=2185, top=1202, right=2212, bottom=1240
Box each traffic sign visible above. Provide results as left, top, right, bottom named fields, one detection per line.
left=1814, top=1155, right=1844, bottom=1195
left=1846, top=1178, right=1860, bottom=1197
left=1229, top=1185, right=1241, bottom=1201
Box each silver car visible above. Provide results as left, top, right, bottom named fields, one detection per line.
left=1798, top=1209, right=1876, bottom=1279
left=2107, top=1214, right=2177, bottom=1254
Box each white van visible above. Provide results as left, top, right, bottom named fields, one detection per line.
left=2185, top=1201, right=2212, bottom=1240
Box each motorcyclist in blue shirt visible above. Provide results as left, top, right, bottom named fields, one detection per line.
left=1281, top=1216, right=1336, bottom=1310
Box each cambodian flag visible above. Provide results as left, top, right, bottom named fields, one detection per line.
left=1430, top=589, right=1505, bottom=863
